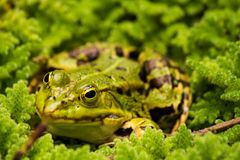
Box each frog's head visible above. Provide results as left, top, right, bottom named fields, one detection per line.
left=36, top=70, right=132, bottom=143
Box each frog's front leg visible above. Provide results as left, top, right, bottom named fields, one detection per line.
left=116, top=118, right=159, bottom=138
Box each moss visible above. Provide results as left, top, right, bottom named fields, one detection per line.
left=1, top=0, right=240, bottom=159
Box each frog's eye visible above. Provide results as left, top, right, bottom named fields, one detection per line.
left=43, top=71, right=70, bottom=86
left=81, top=85, right=98, bottom=105
left=51, top=70, right=70, bottom=86
left=43, top=72, right=51, bottom=83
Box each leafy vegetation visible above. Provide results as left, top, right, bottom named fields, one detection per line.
left=1, top=0, right=240, bottom=159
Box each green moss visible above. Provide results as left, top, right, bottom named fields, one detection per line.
left=1, top=0, right=240, bottom=159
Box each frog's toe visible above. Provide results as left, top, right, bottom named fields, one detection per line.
left=119, top=118, right=159, bottom=138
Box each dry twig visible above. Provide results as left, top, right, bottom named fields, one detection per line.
left=193, top=117, right=240, bottom=135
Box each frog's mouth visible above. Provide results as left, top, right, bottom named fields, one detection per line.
left=38, top=104, right=132, bottom=125
left=42, top=113, right=126, bottom=124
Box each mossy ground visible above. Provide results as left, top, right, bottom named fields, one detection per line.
left=1, top=0, right=240, bottom=160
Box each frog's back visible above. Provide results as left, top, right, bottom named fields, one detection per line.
left=49, top=43, right=145, bottom=91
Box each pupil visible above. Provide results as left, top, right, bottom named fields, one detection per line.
left=43, top=73, right=50, bottom=83
left=85, top=90, right=96, bottom=98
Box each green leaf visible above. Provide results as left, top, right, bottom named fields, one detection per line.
left=1, top=80, right=35, bottom=123
left=0, top=32, right=19, bottom=55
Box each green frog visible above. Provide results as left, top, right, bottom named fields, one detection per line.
left=15, top=43, right=191, bottom=159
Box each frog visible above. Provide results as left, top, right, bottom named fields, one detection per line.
left=14, top=43, right=191, bottom=160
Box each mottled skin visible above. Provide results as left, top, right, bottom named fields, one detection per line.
left=36, top=43, right=192, bottom=144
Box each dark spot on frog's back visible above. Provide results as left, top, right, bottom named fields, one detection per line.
left=76, top=59, right=87, bottom=66
left=129, top=50, right=140, bottom=60
left=139, top=59, right=157, bottom=82
left=115, top=46, right=124, bottom=57
left=143, top=60, right=157, bottom=74
left=69, top=46, right=100, bottom=61
left=149, top=74, right=172, bottom=89
left=116, top=66, right=127, bottom=71
left=149, top=106, right=175, bottom=122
